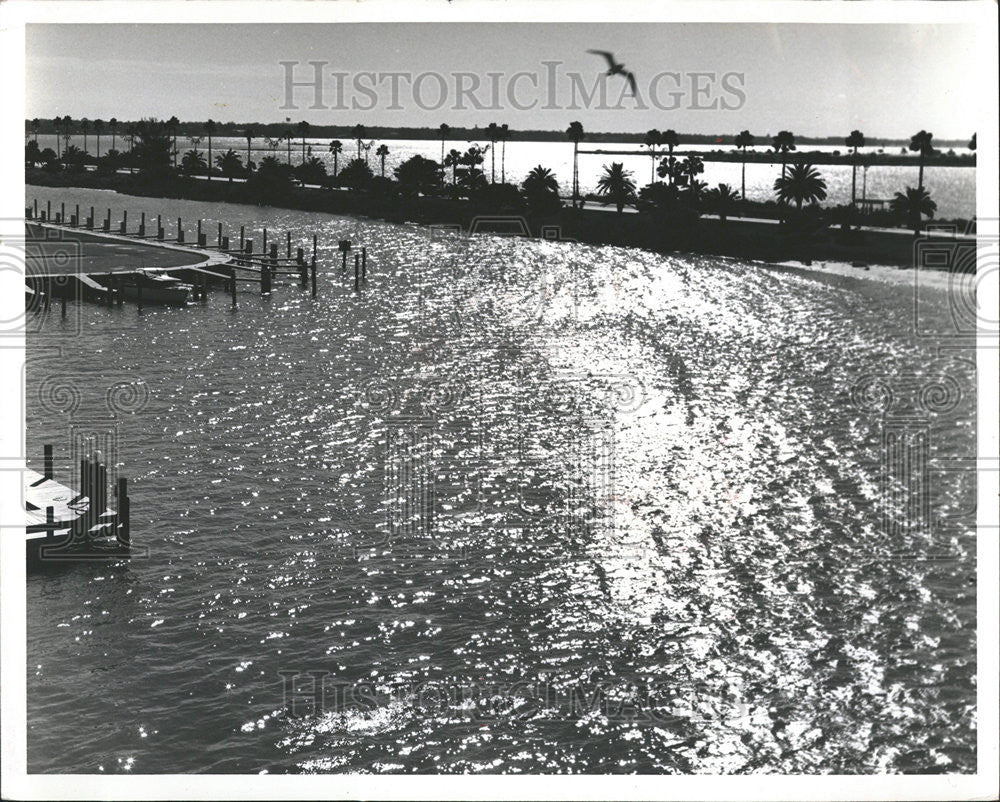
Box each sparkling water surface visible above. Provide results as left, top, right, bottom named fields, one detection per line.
left=25, top=186, right=976, bottom=774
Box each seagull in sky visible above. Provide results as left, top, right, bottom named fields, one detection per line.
left=587, top=50, right=638, bottom=96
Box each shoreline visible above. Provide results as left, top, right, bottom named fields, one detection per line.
left=26, top=173, right=974, bottom=271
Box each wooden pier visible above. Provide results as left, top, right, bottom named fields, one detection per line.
left=24, top=198, right=331, bottom=309
left=25, top=444, right=131, bottom=565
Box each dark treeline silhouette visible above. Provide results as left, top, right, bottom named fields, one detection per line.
left=27, top=117, right=975, bottom=269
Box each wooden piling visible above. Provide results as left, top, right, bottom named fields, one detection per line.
left=354, top=254, right=360, bottom=291
left=198, top=219, right=206, bottom=248
left=47, top=200, right=51, bottom=221
left=244, top=240, right=253, bottom=268
left=311, top=256, right=317, bottom=298
left=362, top=247, right=367, bottom=280
left=286, top=231, right=292, bottom=259
left=61, top=202, right=65, bottom=222
left=88, top=205, right=95, bottom=229
left=117, top=477, right=130, bottom=546
left=34, top=198, right=38, bottom=218
left=177, top=217, right=184, bottom=243
left=218, top=222, right=223, bottom=249
left=240, top=226, right=245, bottom=251
left=120, top=210, right=127, bottom=234
left=139, top=212, right=146, bottom=237
left=222, top=235, right=229, bottom=250
left=44, top=444, right=53, bottom=480
left=261, top=262, right=272, bottom=295
left=104, top=209, right=111, bottom=232
left=229, top=265, right=237, bottom=306
left=74, top=204, right=80, bottom=226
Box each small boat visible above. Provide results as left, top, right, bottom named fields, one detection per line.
left=120, top=270, right=191, bottom=306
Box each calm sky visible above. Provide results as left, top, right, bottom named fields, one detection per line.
left=26, top=23, right=978, bottom=139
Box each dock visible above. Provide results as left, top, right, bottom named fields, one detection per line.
left=24, top=198, right=332, bottom=309
left=25, top=444, right=131, bottom=565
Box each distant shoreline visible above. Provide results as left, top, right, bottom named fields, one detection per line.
left=24, top=119, right=975, bottom=151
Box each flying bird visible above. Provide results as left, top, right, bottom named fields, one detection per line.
left=587, top=50, right=638, bottom=96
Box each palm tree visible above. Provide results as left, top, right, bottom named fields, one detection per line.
left=522, top=165, right=559, bottom=195
left=125, top=122, right=138, bottom=172
left=52, top=116, right=63, bottom=158
left=204, top=119, right=217, bottom=177
left=93, top=118, right=104, bottom=157
left=500, top=124, right=511, bottom=183
left=771, top=130, right=796, bottom=181
left=596, top=162, right=637, bottom=214
left=244, top=126, right=256, bottom=174
left=680, top=155, right=704, bottom=186
left=566, top=121, right=585, bottom=209
left=283, top=128, right=294, bottom=165
left=351, top=124, right=366, bottom=159
left=439, top=123, right=450, bottom=173
left=773, top=162, right=827, bottom=212
left=376, top=144, right=389, bottom=177
left=328, top=140, right=343, bottom=177
left=660, top=129, right=679, bottom=185
left=891, top=186, right=936, bottom=236
left=215, top=149, right=243, bottom=182
left=181, top=149, right=207, bottom=176
left=845, top=130, right=865, bottom=206
left=703, top=183, right=741, bottom=225
left=485, top=123, right=500, bottom=183
left=80, top=118, right=90, bottom=155
left=734, top=130, right=755, bottom=207
left=30, top=118, right=40, bottom=143
left=108, top=117, right=119, bottom=152
left=643, top=129, right=661, bottom=183
left=361, top=140, right=374, bottom=167
left=444, top=148, right=462, bottom=185
left=909, top=130, right=934, bottom=192
left=297, top=120, right=310, bottom=163
left=166, top=116, right=180, bottom=167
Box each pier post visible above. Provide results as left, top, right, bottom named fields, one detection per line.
left=362, top=247, right=367, bottom=280
left=177, top=218, right=184, bottom=243
left=120, top=210, right=127, bottom=235
left=47, top=200, right=51, bottom=221
left=104, top=209, right=111, bottom=232
left=354, top=254, right=360, bottom=291
left=222, top=235, right=229, bottom=250
left=240, top=226, right=245, bottom=252
left=218, top=222, right=223, bottom=249
left=313, top=234, right=317, bottom=263
left=74, top=204, right=80, bottom=226
left=139, top=212, right=146, bottom=237
left=286, top=231, right=291, bottom=259
left=44, top=444, right=53, bottom=480
left=296, top=247, right=305, bottom=266
left=88, top=205, right=94, bottom=229
left=269, top=243, right=278, bottom=263
left=261, top=262, right=271, bottom=296
left=311, top=256, right=317, bottom=298
left=297, top=248, right=307, bottom=282
left=26, top=205, right=32, bottom=220
left=198, top=219, right=206, bottom=248
left=262, top=228, right=268, bottom=257
left=229, top=266, right=237, bottom=307
left=34, top=199, right=38, bottom=218
left=157, top=214, right=163, bottom=240
left=244, top=240, right=253, bottom=268
left=61, top=293, right=66, bottom=318
left=61, top=202, right=65, bottom=223
left=117, top=477, right=130, bottom=546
